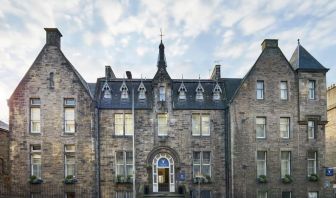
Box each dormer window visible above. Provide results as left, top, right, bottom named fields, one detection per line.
left=195, top=82, right=204, bottom=100
left=178, top=82, right=187, bottom=100
left=138, top=81, right=146, bottom=100
left=120, top=81, right=129, bottom=99
left=159, top=86, right=165, bottom=101
left=102, top=82, right=111, bottom=99
left=213, top=82, right=222, bottom=100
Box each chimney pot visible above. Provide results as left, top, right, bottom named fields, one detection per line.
left=126, top=71, right=132, bottom=79
left=261, top=39, right=278, bottom=51
left=44, top=28, right=62, bottom=48
left=211, top=65, right=221, bottom=80
left=105, top=66, right=112, bottom=79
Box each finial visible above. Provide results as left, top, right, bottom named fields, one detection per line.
left=160, top=28, right=164, bottom=43
left=182, top=74, right=183, bottom=80
left=297, top=38, right=300, bottom=45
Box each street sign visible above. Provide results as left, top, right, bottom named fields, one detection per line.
left=326, top=168, right=334, bottom=176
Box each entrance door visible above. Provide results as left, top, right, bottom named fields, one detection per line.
left=158, top=168, right=169, bottom=191
left=152, top=153, right=175, bottom=193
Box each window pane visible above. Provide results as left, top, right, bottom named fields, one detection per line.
left=65, top=145, right=76, bottom=152
left=256, top=118, right=266, bottom=138
left=308, top=192, right=318, bottom=198
left=31, top=154, right=41, bottom=178
left=280, top=81, right=288, bottom=100
left=192, top=114, right=201, bottom=136
left=282, top=192, right=291, bottom=198
left=126, top=152, right=133, bottom=164
left=202, top=165, right=210, bottom=176
left=115, top=114, right=123, bottom=135
left=65, top=155, right=75, bottom=176
left=257, top=151, right=266, bottom=176
left=281, top=151, right=290, bottom=177
left=159, top=86, right=165, bottom=101
left=31, top=98, right=41, bottom=105
left=308, top=151, right=317, bottom=175
left=31, top=108, right=40, bottom=133
left=280, top=118, right=289, bottom=138
left=202, top=115, right=210, bottom=136
left=64, top=98, right=76, bottom=106
left=202, top=152, right=211, bottom=164
left=308, top=80, right=315, bottom=99
left=158, top=114, right=168, bottom=136
left=308, top=121, right=315, bottom=139
left=65, top=108, right=75, bottom=132
left=116, top=152, right=123, bottom=164
left=257, top=81, right=264, bottom=99
left=125, top=114, right=133, bottom=135
left=257, top=191, right=267, bottom=198
left=193, top=152, right=201, bottom=164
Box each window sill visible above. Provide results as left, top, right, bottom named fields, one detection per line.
left=29, top=132, right=41, bottom=135
left=113, top=135, right=133, bottom=138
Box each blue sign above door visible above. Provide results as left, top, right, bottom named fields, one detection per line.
left=158, top=158, right=169, bottom=167
left=326, top=168, right=334, bottom=176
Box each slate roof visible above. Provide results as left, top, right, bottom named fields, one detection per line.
left=289, top=44, right=328, bottom=71
left=88, top=83, right=96, bottom=97
left=95, top=77, right=242, bottom=110
left=0, top=121, right=9, bottom=131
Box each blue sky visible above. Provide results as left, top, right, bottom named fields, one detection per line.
left=0, top=0, right=336, bottom=123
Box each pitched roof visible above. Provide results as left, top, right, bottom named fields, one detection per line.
left=289, top=44, right=328, bottom=71
left=0, top=121, right=9, bottom=131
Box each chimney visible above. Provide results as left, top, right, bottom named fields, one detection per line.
left=126, top=71, right=132, bottom=79
left=105, top=66, right=113, bottom=79
left=44, top=28, right=62, bottom=48
left=261, top=39, right=278, bottom=51
left=211, top=65, right=221, bottom=80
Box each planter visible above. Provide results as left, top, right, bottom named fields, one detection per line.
left=29, top=176, right=43, bottom=184
left=257, top=175, right=267, bottom=183
left=308, top=174, right=319, bottom=182
left=116, top=175, right=133, bottom=184
left=281, top=175, right=293, bottom=184
left=64, top=175, right=78, bottom=184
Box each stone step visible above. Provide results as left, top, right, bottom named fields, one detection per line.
left=144, top=192, right=185, bottom=198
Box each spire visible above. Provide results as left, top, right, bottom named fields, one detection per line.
left=157, top=28, right=167, bottom=69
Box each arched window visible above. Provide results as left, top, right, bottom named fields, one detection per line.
left=178, top=82, right=187, bottom=100
left=120, top=81, right=129, bottom=99
left=138, top=81, right=146, bottom=100
left=213, top=82, right=222, bottom=100
left=102, top=82, right=111, bottom=99
left=195, top=82, right=204, bottom=100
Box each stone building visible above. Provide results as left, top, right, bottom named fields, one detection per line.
left=7, top=28, right=330, bottom=198
left=0, top=121, right=9, bottom=188
left=326, top=84, right=336, bottom=193
left=230, top=40, right=330, bottom=198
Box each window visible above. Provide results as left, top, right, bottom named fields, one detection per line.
left=195, top=82, right=204, bottom=100
left=193, top=151, right=211, bottom=178
left=120, top=81, right=129, bottom=99
left=138, top=81, right=146, bottom=100
left=257, top=191, right=267, bottom=198
left=30, top=145, right=41, bottom=178
left=281, top=151, right=291, bottom=177
left=308, top=151, right=317, bottom=176
left=116, top=192, right=133, bottom=198
left=65, top=192, right=75, bottom=198
left=158, top=114, right=168, bottom=136
left=213, top=83, right=222, bottom=101
left=282, top=192, right=291, bottom=198
left=280, top=117, right=290, bottom=138
left=308, top=80, right=315, bottom=99
left=178, top=82, right=187, bottom=100
left=257, top=151, right=266, bottom=176
left=308, top=192, right=318, bottom=198
left=159, top=86, right=165, bottom=101
left=48, top=72, right=54, bottom=89
left=256, top=81, right=264, bottom=99
left=102, top=82, right=111, bottom=99
left=116, top=151, right=133, bottom=180
left=114, top=113, right=133, bottom=136
left=280, top=81, right=288, bottom=100
left=192, top=114, right=210, bottom=136
left=256, top=117, right=266, bottom=138
left=30, top=98, right=41, bottom=133
left=308, top=120, right=315, bottom=139
left=65, top=146, right=75, bottom=177
left=64, top=99, right=75, bottom=133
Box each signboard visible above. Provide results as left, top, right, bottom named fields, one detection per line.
left=158, top=158, right=169, bottom=167
left=178, top=172, right=186, bottom=181
left=326, top=168, right=334, bottom=176
left=324, top=180, right=331, bottom=188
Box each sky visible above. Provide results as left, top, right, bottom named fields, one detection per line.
left=0, top=0, right=336, bottom=123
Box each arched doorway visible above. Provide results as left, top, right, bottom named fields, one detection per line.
left=152, top=153, right=175, bottom=192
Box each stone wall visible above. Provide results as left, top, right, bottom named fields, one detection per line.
left=0, top=129, right=9, bottom=187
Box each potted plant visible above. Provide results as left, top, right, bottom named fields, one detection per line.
left=204, top=175, right=211, bottom=183
left=127, top=175, right=133, bottom=183
left=308, top=173, right=319, bottom=182
left=29, top=175, right=43, bottom=184
left=257, top=175, right=267, bottom=183
left=281, top=174, right=293, bottom=184
left=116, top=175, right=125, bottom=183
left=64, top=175, right=78, bottom=184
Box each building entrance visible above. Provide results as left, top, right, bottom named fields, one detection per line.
left=152, top=153, right=175, bottom=192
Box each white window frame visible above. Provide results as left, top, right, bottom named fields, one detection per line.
left=280, top=117, right=290, bottom=139
left=114, top=113, right=133, bottom=136
left=30, top=98, right=41, bottom=133
left=158, top=114, right=168, bottom=136
left=192, top=114, right=210, bottom=136
left=280, top=81, right=288, bottom=100
left=256, top=81, right=264, bottom=100
left=115, top=151, right=133, bottom=178
left=159, top=86, right=165, bottom=101
left=257, top=151, right=267, bottom=176
left=192, top=151, right=211, bottom=178
left=281, top=151, right=291, bottom=178
left=308, top=80, right=315, bottom=100
left=307, top=151, right=317, bottom=176
left=256, top=117, right=266, bottom=139
left=30, top=144, right=41, bottom=179
left=65, top=154, right=75, bottom=177
left=257, top=191, right=267, bottom=198
left=282, top=191, right=291, bottom=198
left=64, top=98, right=76, bottom=133
left=308, top=192, right=318, bottom=198
left=308, top=120, right=315, bottom=139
